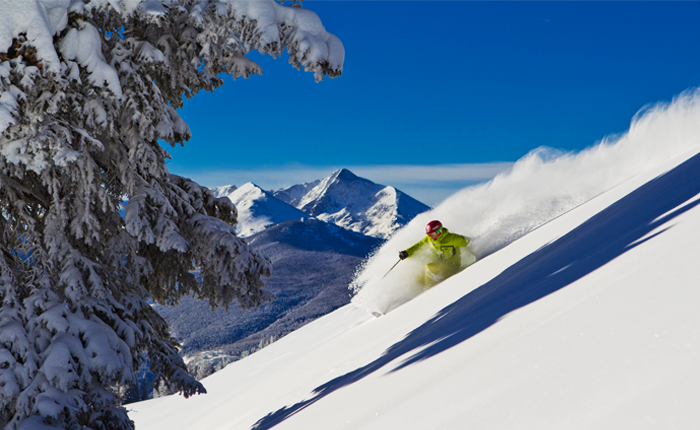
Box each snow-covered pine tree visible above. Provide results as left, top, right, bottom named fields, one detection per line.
left=0, top=1, right=343, bottom=429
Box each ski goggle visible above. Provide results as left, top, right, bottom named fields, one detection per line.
left=428, top=227, right=443, bottom=238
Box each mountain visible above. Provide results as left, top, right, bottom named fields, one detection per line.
left=213, top=182, right=308, bottom=237
left=274, top=168, right=430, bottom=239
left=211, top=184, right=237, bottom=196
left=150, top=170, right=425, bottom=384
left=153, top=217, right=383, bottom=374
left=270, top=179, right=320, bottom=206
left=130, top=146, right=700, bottom=430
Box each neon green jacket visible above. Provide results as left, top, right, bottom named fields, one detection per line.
left=403, top=227, right=470, bottom=267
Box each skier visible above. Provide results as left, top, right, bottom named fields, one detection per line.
left=398, top=220, right=476, bottom=288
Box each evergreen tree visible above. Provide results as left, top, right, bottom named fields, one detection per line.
left=0, top=1, right=343, bottom=429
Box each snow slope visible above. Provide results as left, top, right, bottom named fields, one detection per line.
left=351, top=89, right=700, bottom=314
left=130, top=91, right=700, bottom=429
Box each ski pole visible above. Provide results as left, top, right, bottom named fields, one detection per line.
left=381, top=259, right=402, bottom=279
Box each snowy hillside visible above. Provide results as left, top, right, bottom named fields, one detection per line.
left=213, top=183, right=308, bottom=237
left=153, top=218, right=382, bottom=370
left=274, top=168, right=430, bottom=239
left=153, top=171, right=423, bottom=383
left=131, top=91, right=700, bottom=430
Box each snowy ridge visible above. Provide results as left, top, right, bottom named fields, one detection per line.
left=249, top=217, right=383, bottom=257
left=212, top=184, right=237, bottom=197
left=213, top=169, right=430, bottom=240
left=215, top=182, right=308, bottom=237
left=275, top=168, right=430, bottom=239
left=271, top=179, right=321, bottom=208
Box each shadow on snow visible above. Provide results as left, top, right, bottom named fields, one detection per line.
left=252, top=151, right=700, bottom=430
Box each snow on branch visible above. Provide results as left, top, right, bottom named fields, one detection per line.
left=208, top=0, right=345, bottom=81
left=0, top=0, right=68, bottom=74
left=0, top=0, right=343, bottom=103
left=0, top=0, right=343, bottom=428
left=59, top=21, right=123, bottom=99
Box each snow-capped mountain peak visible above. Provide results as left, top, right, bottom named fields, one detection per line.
left=274, top=169, right=429, bottom=239
left=211, top=184, right=237, bottom=197
left=215, top=182, right=308, bottom=237
left=296, top=168, right=371, bottom=214
left=269, top=179, right=321, bottom=208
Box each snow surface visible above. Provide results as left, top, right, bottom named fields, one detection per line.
left=130, top=91, right=700, bottom=429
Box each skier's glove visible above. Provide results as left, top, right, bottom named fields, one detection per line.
left=398, top=251, right=409, bottom=260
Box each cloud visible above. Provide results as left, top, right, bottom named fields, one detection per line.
left=168, top=162, right=513, bottom=207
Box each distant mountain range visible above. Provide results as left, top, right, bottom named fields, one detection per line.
left=212, top=182, right=308, bottom=237
left=214, top=168, right=430, bottom=239
left=154, top=218, right=383, bottom=380
left=151, top=169, right=428, bottom=387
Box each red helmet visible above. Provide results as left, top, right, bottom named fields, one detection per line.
left=426, top=220, right=443, bottom=238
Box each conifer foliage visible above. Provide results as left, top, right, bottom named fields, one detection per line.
left=0, top=0, right=343, bottom=428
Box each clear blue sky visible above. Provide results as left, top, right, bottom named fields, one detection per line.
left=163, top=0, right=700, bottom=206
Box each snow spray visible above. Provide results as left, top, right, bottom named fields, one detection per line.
left=352, top=88, right=700, bottom=314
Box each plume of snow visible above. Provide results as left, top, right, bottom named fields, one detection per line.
left=352, top=88, right=700, bottom=315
